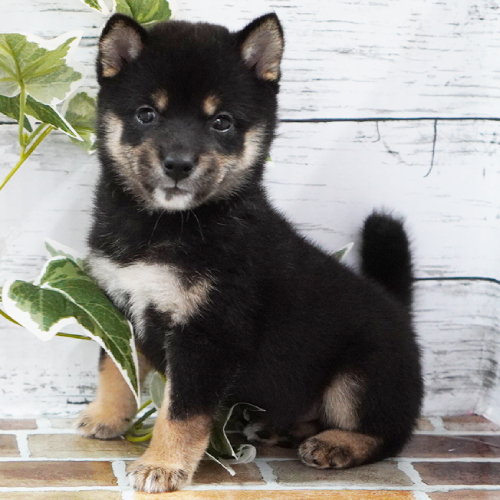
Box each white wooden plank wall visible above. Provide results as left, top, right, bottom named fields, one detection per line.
left=0, top=0, right=499, bottom=419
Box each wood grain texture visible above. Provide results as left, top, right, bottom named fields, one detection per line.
left=2, top=0, right=500, bottom=118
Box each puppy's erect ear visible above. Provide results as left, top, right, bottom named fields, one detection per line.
left=237, top=13, right=284, bottom=82
left=97, top=14, right=148, bottom=79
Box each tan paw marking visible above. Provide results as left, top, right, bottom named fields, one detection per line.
left=75, top=404, right=132, bottom=439
left=299, top=430, right=380, bottom=469
left=127, top=460, right=190, bottom=493
left=299, top=437, right=353, bottom=468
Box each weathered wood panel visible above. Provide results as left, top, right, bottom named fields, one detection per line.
left=3, top=0, right=500, bottom=119
left=417, top=279, right=500, bottom=416
left=267, top=120, right=500, bottom=279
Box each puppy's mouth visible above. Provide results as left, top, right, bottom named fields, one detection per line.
left=152, top=184, right=195, bottom=211
left=163, top=186, right=188, bottom=196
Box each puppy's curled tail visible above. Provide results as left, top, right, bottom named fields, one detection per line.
left=360, top=211, right=413, bottom=308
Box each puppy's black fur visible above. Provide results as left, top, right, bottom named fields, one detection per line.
left=84, top=12, right=423, bottom=491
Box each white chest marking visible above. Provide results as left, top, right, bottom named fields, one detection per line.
left=87, top=253, right=211, bottom=337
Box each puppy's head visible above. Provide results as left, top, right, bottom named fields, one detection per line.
left=96, top=13, right=284, bottom=212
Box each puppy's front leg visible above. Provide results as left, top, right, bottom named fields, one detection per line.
left=76, top=350, right=151, bottom=439
left=127, top=379, right=211, bottom=493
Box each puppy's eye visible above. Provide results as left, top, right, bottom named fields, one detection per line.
left=212, top=113, right=233, bottom=132
left=136, top=106, right=156, bottom=124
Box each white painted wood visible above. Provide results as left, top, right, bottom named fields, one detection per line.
left=267, top=120, right=500, bottom=280
left=2, top=0, right=500, bottom=118
left=1, top=0, right=500, bottom=418
left=417, top=279, right=500, bottom=416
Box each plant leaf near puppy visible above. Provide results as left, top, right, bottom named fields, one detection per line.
left=78, top=0, right=112, bottom=14
left=0, top=31, right=89, bottom=191
left=0, top=0, right=172, bottom=192
left=0, top=94, right=81, bottom=139
left=115, top=0, right=171, bottom=25
left=333, top=242, right=354, bottom=261
left=1, top=242, right=140, bottom=405
left=80, top=0, right=173, bottom=23
left=0, top=32, right=86, bottom=142
left=62, top=90, right=98, bottom=152
left=0, top=32, right=83, bottom=105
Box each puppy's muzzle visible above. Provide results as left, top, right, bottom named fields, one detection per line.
left=163, top=153, right=197, bottom=182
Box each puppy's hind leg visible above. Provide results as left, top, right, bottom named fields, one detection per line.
left=76, top=350, right=151, bottom=439
left=298, top=371, right=381, bottom=469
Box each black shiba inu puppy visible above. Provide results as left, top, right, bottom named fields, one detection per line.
left=76, top=12, right=423, bottom=493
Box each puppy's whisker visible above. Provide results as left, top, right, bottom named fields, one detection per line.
left=149, top=211, right=165, bottom=245
left=191, top=210, right=205, bottom=243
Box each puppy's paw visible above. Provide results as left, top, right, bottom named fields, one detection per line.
left=75, top=404, right=132, bottom=440
left=299, top=437, right=352, bottom=469
left=127, top=460, right=190, bottom=492
left=299, top=430, right=379, bottom=469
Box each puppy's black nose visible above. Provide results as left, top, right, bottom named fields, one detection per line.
left=163, top=153, right=195, bottom=182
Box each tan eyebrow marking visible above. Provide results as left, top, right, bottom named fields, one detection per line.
left=152, top=89, right=169, bottom=112
left=202, top=93, right=220, bottom=116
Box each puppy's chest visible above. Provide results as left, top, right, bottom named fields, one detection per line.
left=87, top=252, right=212, bottom=336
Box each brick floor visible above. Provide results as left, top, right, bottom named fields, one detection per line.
left=0, top=461, right=117, bottom=487
left=270, top=460, right=414, bottom=487
left=0, top=419, right=37, bottom=431
left=134, top=492, right=417, bottom=499
left=428, top=492, right=500, bottom=499
left=28, top=433, right=145, bottom=458
left=401, top=434, right=500, bottom=458
left=415, top=462, right=500, bottom=485
left=0, top=435, right=19, bottom=457
left=193, top=461, right=265, bottom=485
left=0, top=414, right=499, bottom=497
left=442, top=415, right=500, bottom=432
left=0, top=493, right=122, bottom=500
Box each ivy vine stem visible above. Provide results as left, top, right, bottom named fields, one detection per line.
left=18, top=84, right=27, bottom=148
left=0, top=124, right=54, bottom=192
left=55, top=332, right=92, bottom=341
left=26, top=122, right=49, bottom=148
left=0, top=310, right=91, bottom=341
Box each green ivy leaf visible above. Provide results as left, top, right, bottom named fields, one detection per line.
left=44, top=237, right=85, bottom=269
left=26, top=95, right=81, bottom=139
left=2, top=256, right=139, bottom=404
left=0, top=32, right=84, bottom=105
left=62, top=91, right=97, bottom=152
left=115, top=0, right=171, bottom=25
left=150, top=371, right=166, bottom=410
left=205, top=403, right=262, bottom=475
left=0, top=94, right=81, bottom=139
left=0, top=95, right=33, bottom=132
left=78, top=0, right=111, bottom=13
left=333, top=242, right=354, bottom=261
